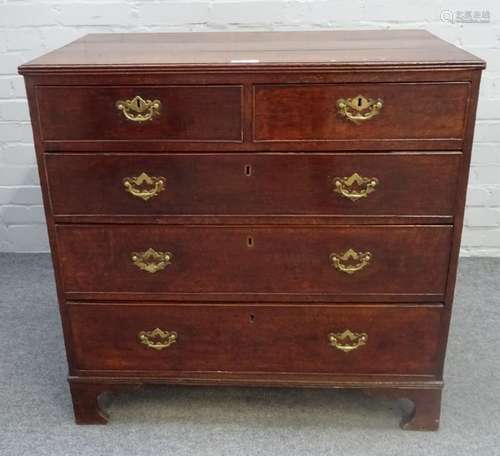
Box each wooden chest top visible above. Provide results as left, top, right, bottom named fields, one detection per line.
left=19, top=30, right=485, bottom=73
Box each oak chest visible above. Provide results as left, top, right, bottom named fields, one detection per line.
left=19, top=30, right=485, bottom=430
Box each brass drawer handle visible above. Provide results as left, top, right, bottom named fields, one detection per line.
left=330, top=249, right=371, bottom=274
left=138, top=328, right=177, bottom=350
left=116, top=95, right=161, bottom=122
left=123, top=172, right=165, bottom=201
left=131, top=248, right=173, bottom=273
left=337, top=95, right=383, bottom=124
left=333, top=173, right=379, bottom=202
left=328, top=329, right=368, bottom=353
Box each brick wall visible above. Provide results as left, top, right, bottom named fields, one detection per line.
left=1, top=0, right=499, bottom=254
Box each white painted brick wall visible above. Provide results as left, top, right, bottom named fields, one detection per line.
left=0, top=0, right=499, bottom=254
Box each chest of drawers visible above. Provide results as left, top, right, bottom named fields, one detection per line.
left=19, top=30, right=485, bottom=430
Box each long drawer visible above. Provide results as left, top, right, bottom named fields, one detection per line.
left=56, top=225, right=452, bottom=299
left=36, top=85, right=243, bottom=142
left=46, top=152, right=460, bottom=217
left=68, top=303, right=442, bottom=375
left=254, top=82, right=469, bottom=143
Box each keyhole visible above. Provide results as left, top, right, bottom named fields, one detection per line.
left=357, top=97, right=363, bottom=107
left=249, top=314, right=255, bottom=323
left=247, top=236, right=254, bottom=248
left=244, top=164, right=252, bottom=176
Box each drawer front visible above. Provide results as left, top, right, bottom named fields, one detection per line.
left=37, top=85, right=242, bottom=141
left=56, top=225, right=451, bottom=298
left=46, top=152, right=460, bottom=217
left=68, top=303, right=442, bottom=375
left=254, top=83, right=469, bottom=142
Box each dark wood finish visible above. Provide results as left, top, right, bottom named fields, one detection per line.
left=19, top=30, right=485, bottom=429
left=69, top=381, right=141, bottom=425
left=68, top=376, right=442, bottom=426
left=55, top=225, right=451, bottom=298
left=437, top=70, right=483, bottom=383
left=45, top=152, right=461, bottom=217
left=254, top=83, right=469, bottom=143
left=53, top=214, right=455, bottom=226
left=18, top=30, right=484, bottom=71
left=68, top=303, right=442, bottom=375
left=69, top=382, right=109, bottom=425
left=37, top=85, right=242, bottom=141
left=363, top=387, right=442, bottom=431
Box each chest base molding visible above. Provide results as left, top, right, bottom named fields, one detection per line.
left=69, top=376, right=442, bottom=430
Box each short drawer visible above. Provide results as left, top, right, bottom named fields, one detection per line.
left=254, top=82, right=469, bottom=143
left=68, top=303, right=442, bottom=375
left=36, top=85, right=242, bottom=142
left=46, top=152, right=460, bottom=218
left=56, top=225, right=452, bottom=300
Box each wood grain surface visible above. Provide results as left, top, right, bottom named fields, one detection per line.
left=19, top=30, right=485, bottom=428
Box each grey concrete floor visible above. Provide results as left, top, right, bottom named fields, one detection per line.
left=1, top=254, right=499, bottom=456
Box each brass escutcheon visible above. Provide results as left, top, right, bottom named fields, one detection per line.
left=330, top=249, right=372, bottom=274
left=116, top=95, right=161, bottom=122
left=333, top=173, right=379, bottom=202
left=123, top=172, right=166, bottom=201
left=336, top=95, right=383, bottom=125
left=138, top=328, right=177, bottom=350
left=328, top=329, right=368, bottom=353
left=131, top=248, right=173, bottom=273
